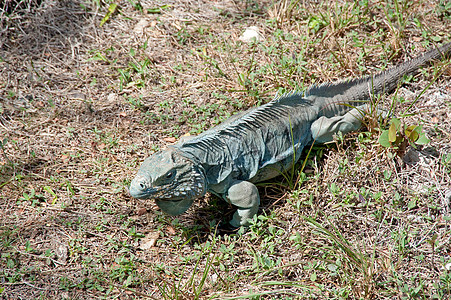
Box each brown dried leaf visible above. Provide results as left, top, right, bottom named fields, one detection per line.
left=167, top=226, right=176, bottom=235
left=137, top=207, right=147, bottom=216
left=139, top=232, right=160, bottom=250
left=163, top=137, right=177, bottom=143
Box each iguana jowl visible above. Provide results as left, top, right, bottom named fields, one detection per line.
left=130, top=42, right=451, bottom=228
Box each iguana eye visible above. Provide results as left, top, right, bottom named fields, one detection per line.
left=165, top=171, right=175, bottom=180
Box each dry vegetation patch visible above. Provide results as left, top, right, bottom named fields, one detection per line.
left=1, top=0, right=451, bottom=299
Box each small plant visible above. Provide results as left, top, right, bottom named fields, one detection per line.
left=307, top=14, right=328, bottom=35
left=17, top=189, right=46, bottom=207
left=155, top=239, right=219, bottom=300
left=378, top=117, right=430, bottom=155
left=303, top=217, right=377, bottom=299
left=128, top=226, right=145, bottom=240
left=435, top=0, right=451, bottom=20
left=126, top=95, right=144, bottom=109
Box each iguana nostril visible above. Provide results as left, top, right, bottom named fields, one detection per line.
left=139, top=182, right=146, bottom=190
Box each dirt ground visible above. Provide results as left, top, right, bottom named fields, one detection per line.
left=1, top=0, right=451, bottom=299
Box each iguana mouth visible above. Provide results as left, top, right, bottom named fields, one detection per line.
left=129, top=186, right=160, bottom=199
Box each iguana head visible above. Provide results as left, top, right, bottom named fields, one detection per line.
left=129, top=148, right=206, bottom=216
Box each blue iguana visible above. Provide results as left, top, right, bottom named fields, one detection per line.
left=130, top=42, right=451, bottom=228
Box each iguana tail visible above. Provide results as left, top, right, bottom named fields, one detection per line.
left=307, top=42, right=451, bottom=117
left=370, top=41, right=451, bottom=95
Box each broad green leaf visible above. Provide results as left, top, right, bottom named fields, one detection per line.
left=388, top=121, right=397, bottom=143
left=415, top=132, right=430, bottom=145
left=379, top=130, right=391, bottom=147
left=390, top=118, right=401, bottom=130
left=405, top=125, right=419, bottom=142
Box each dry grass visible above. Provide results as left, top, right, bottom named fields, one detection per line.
left=1, top=0, right=450, bottom=299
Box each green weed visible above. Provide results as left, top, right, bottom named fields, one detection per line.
left=303, top=217, right=378, bottom=299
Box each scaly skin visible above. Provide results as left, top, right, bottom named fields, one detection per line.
left=130, top=42, right=451, bottom=228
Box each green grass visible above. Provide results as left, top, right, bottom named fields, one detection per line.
left=0, top=0, right=450, bottom=299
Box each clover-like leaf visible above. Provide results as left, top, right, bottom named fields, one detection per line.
left=415, top=132, right=430, bottom=145
left=379, top=130, right=391, bottom=148
left=405, top=125, right=419, bottom=142
left=388, top=121, right=398, bottom=143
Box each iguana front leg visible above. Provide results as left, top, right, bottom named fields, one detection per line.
left=226, top=180, right=260, bottom=227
